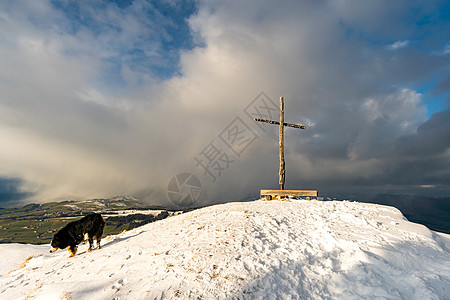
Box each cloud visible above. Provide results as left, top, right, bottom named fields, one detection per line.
left=433, top=76, right=450, bottom=94
left=0, top=0, right=449, bottom=205
left=0, top=177, right=31, bottom=207
left=443, top=44, right=450, bottom=55
left=396, top=108, right=450, bottom=157
left=387, top=40, right=409, bottom=50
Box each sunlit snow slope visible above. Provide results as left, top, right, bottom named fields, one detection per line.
left=1, top=200, right=449, bottom=299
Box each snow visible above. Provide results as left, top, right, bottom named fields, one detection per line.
left=103, top=209, right=166, bottom=217
left=1, top=200, right=449, bottom=299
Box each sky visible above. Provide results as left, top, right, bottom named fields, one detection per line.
left=0, top=0, right=449, bottom=207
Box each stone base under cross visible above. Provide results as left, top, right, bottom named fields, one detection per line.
left=260, top=189, right=318, bottom=200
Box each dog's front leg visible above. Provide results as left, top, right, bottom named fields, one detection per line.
left=68, top=245, right=78, bottom=257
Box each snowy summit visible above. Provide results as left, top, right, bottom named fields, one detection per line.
left=1, top=200, right=449, bottom=299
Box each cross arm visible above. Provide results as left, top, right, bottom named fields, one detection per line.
left=254, top=118, right=306, bottom=129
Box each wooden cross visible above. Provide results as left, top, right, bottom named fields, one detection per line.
left=254, top=96, right=306, bottom=190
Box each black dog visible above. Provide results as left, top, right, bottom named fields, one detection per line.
left=50, top=213, right=105, bottom=257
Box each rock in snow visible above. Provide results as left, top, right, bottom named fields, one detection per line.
left=1, top=200, right=449, bottom=299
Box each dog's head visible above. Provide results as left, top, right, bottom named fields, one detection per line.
left=50, top=232, right=68, bottom=253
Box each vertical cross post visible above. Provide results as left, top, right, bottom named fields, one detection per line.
left=254, top=96, right=306, bottom=191
left=279, top=96, right=285, bottom=190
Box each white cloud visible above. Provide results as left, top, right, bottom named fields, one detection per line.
left=387, top=40, right=409, bottom=50
left=362, top=89, right=425, bottom=129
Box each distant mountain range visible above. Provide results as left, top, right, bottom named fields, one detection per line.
left=0, top=196, right=186, bottom=244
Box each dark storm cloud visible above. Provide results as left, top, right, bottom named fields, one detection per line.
left=396, top=108, right=450, bottom=157
left=433, top=77, right=450, bottom=94
left=0, top=177, right=31, bottom=207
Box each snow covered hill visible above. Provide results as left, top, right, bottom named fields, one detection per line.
left=1, top=200, right=449, bottom=299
